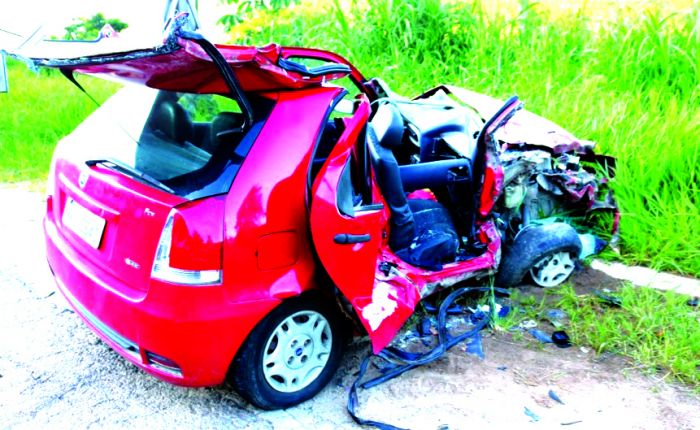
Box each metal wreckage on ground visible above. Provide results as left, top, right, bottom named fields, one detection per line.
left=3, top=1, right=618, bottom=426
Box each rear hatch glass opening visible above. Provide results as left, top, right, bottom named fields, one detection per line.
left=66, top=77, right=274, bottom=200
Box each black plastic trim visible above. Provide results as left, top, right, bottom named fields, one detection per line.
left=179, top=30, right=254, bottom=129
left=278, top=57, right=351, bottom=77
left=334, top=233, right=371, bottom=244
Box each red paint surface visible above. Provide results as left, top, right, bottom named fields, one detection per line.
left=42, top=35, right=520, bottom=384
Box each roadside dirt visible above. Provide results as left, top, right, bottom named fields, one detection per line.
left=1, top=184, right=698, bottom=430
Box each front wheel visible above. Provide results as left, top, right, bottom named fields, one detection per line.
left=496, top=222, right=582, bottom=288
left=529, top=251, right=576, bottom=287
left=230, top=295, right=345, bottom=409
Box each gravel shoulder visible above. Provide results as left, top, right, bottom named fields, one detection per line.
left=1, top=184, right=698, bottom=430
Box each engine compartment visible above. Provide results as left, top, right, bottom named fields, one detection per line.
left=367, top=80, right=619, bottom=274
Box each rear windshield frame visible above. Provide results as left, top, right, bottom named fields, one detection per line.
left=149, top=90, right=276, bottom=200
left=69, top=81, right=276, bottom=201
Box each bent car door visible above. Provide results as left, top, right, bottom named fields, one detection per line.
left=309, top=98, right=420, bottom=353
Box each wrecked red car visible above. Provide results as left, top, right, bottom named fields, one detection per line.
left=4, top=5, right=616, bottom=410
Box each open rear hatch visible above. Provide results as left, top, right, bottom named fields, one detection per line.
left=7, top=1, right=357, bottom=293
left=3, top=0, right=352, bottom=95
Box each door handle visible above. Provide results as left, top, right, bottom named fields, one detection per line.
left=334, top=233, right=371, bottom=244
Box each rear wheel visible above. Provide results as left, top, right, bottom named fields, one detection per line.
left=230, top=296, right=344, bottom=409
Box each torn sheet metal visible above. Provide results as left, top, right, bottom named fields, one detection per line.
left=361, top=281, right=399, bottom=331
left=3, top=10, right=349, bottom=94
left=438, top=85, right=596, bottom=154
left=407, top=84, right=619, bottom=245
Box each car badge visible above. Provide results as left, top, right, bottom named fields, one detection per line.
left=124, top=258, right=141, bottom=270
left=78, top=171, right=89, bottom=189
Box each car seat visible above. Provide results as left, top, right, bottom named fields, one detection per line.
left=207, top=112, right=241, bottom=154
left=150, top=99, right=194, bottom=145
left=367, top=103, right=459, bottom=270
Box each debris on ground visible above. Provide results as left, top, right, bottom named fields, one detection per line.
left=552, top=331, right=572, bottom=348
left=593, top=289, right=623, bottom=307
left=464, top=332, right=485, bottom=359
left=548, top=389, right=565, bottom=405
left=348, top=286, right=504, bottom=429
left=544, top=308, right=568, bottom=328
left=529, top=329, right=554, bottom=344
left=524, top=406, right=541, bottom=422
left=518, top=320, right=538, bottom=330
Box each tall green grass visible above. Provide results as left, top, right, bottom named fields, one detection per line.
left=556, top=284, right=700, bottom=386
left=0, top=60, right=117, bottom=182
left=0, top=0, right=697, bottom=277
left=230, top=0, right=700, bottom=276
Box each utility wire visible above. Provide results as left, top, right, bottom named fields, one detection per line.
left=0, top=27, right=23, bottom=37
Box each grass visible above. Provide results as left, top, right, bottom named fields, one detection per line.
left=0, top=60, right=117, bottom=182
left=0, top=0, right=698, bottom=277
left=228, top=0, right=700, bottom=277
left=498, top=283, right=700, bottom=388
left=556, top=284, right=700, bottom=386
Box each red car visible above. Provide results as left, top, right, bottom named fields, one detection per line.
left=6, top=4, right=616, bottom=409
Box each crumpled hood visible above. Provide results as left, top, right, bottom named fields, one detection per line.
left=432, top=85, right=597, bottom=154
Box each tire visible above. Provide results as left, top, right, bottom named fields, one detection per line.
left=496, top=222, right=582, bottom=288
left=230, top=295, right=345, bottom=410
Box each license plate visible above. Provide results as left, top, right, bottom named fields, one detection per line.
left=63, top=198, right=106, bottom=249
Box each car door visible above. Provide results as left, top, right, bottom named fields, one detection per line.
left=310, top=97, right=420, bottom=353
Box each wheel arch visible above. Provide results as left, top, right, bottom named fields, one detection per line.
left=496, top=222, right=582, bottom=288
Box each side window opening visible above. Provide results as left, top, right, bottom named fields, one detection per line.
left=308, top=91, right=351, bottom=189
left=337, top=157, right=364, bottom=217
left=309, top=92, right=372, bottom=217
left=351, top=125, right=372, bottom=205
left=310, top=117, right=346, bottom=183
left=179, top=93, right=242, bottom=122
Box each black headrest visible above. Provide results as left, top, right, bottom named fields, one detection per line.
left=151, top=100, right=193, bottom=144
left=371, top=103, right=404, bottom=149
left=211, top=112, right=241, bottom=141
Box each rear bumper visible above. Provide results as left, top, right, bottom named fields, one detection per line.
left=45, top=215, right=280, bottom=387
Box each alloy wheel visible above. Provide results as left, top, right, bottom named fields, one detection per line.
left=529, top=251, right=575, bottom=287
left=262, top=310, right=332, bottom=393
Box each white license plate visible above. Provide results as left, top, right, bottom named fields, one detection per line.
left=63, top=198, right=106, bottom=249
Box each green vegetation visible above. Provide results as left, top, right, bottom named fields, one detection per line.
left=219, top=0, right=299, bottom=26
left=0, top=61, right=117, bottom=181
left=558, top=284, right=700, bottom=386
left=228, top=0, right=700, bottom=276
left=62, top=13, right=128, bottom=40
left=503, top=284, right=700, bottom=387
left=0, top=0, right=697, bottom=277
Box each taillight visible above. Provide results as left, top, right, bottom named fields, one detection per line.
left=151, top=201, right=224, bottom=286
